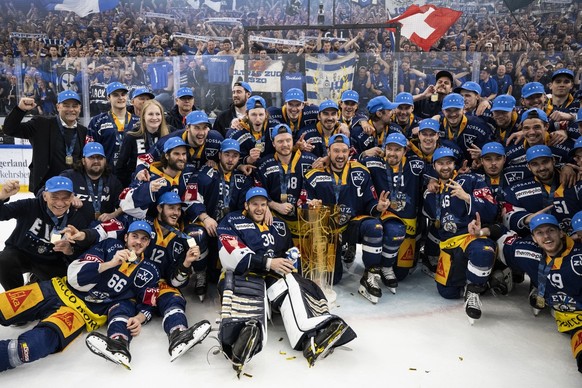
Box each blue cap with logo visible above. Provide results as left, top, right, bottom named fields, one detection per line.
left=45, top=176, right=74, bottom=193
left=234, top=81, right=252, bottom=93
left=83, top=142, right=105, bottom=158
left=384, top=132, right=407, bottom=148
left=367, top=96, right=396, bottom=114
left=220, top=138, right=240, bottom=153
left=529, top=214, right=559, bottom=232
left=394, top=92, right=414, bottom=106
left=271, top=123, right=292, bottom=139
left=552, top=68, right=574, bottom=80
left=442, top=93, right=465, bottom=110
left=57, top=90, right=81, bottom=104
left=246, top=95, right=267, bottom=111
left=459, top=81, right=482, bottom=95
left=491, top=95, right=516, bottom=112
left=318, top=99, right=339, bottom=112
left=127, top=220, right=153, bottom=238
left=521, top=82, right=545, bottom=98
left=245, top=187, right=269, bottom=202
left=186, top=110, right=210, bottom=126
left=572, top=210, right=582, bottom=233
left=131, top=87, right=154, bottom=100
left=526, top=145, right=553, bottom=163
left=341, top=90, right=359, bottom=103
left=481, top=142, right=505, bottom=157
left=176, top=87, right=194, bottom=98
left=106, top=82, right=129, bottom=96
left=328, top=133, right=350, bottom=147
left=418, top=118, right=440, bottom=133
left=163, top=137, right=190, bottom=153
left=284, top=88, right=304, bottom=103
left=157, top=191, right=185, bottom=206
left=521, top=108, right=548, bottom=123
left=432, top=147, right=456, bottom=162
left=575, top=109, right=582, bottom=124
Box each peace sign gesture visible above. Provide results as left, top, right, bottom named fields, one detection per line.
left=446, top=179, right=470, bottom=204
left=376, top=190, right=391, bottom=213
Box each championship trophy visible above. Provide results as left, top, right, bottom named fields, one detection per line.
left=297, top=205, right=339, bottom=303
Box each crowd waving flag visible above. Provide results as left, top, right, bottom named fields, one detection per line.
left=502, top=0, right=535, bottom=12
left=387, top=4, right=462, bottom=52
left=40, top=0, right=119, bottom=17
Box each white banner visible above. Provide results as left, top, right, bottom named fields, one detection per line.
left=232, top=59, right=283, bottom=93
left=249, top=35, right=305, bottom=47
left=205, top=17, right=241, bottom=24
left=0, top=146, right=32, bottom=189
left=171, top=32, right=230, bottom=42
left=143, top=12, right=175, bottom=20
left=9, top=32, right=47, bottom=39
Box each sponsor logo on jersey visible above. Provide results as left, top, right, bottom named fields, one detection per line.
left=234, top=222, right=255, bottom=230
left=235, top=174, right=246, bottom=189
left=409, top=159, right=424, bottom=176
left=365, top=160, right=384, bottom=169
left=219, top=234, right=245, bottom=253
left=550, top=292, right=577, bottom=312
left=53, top=311, right=75, bottom=331
left=504, top=171, right=525, bottom=184
left=173, top=241, right=185, bottom=256
left=310, top=175, right=333, bottom=186
left=463, top=133, right=477, bottom=148
left=272, top=221, right=287, bottom=236
left=514, top=187, right=542, bottom=199
left=238, top=132, right=252, bottom=143
left=473, top=187, right=496, bottom=204
left=515, top=249, right=542, bottom=260
left=301, top=163, right=311, bottom=175
left=183, top=183, right=197, bottom=202
left=82, top=254, right=103, bottom=263
left=6, top=289, right=33, bottom=313
left=265, top=166, right=279, bottom=176
left=135, top=268, right=156, bottom=288
left=206, top=148, right=218, bottom=157
left=351, top=171, right=365, bottom=187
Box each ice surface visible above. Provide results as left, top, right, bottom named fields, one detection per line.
left=1, top=194, right=580, bottom=386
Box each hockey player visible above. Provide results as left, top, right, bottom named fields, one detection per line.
left=296, top=100, right=348, bottom=158
left=391, top=92, right=420, bottom=138
left=256, top=124, right=317, bottom=242
left=407, top=118, right=463, bottom=165
left=490, top=95, right=520, bottom=144
left=423, top=147, right=498, bottom=323
left=86, top=82, right=140, bottom=168
left=0, top=220, right=160, bottom=372
left=364, top=132, right=426, bottom=284
left=267, top=88, right=319, bottom=138
left=302, top=134, right=391, bottom=303
left=188, top=139, right=254, bottom=300
left=216, top=187, right=356, bottom=376
left=351, top=96, right=398, bottom=158
left=0, top=177, right=93, bottom=291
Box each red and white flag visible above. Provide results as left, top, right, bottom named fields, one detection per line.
left=387, top=4, right=462, bottom=52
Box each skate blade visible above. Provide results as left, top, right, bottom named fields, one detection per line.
left=170, top=322, right=212, bottom=362
left=421, top=265, right=436, bottom=278
left=197, top=294, right=205, bottom=302
left=309, top=324, right=349, bottom=367
left=388, top=287, right=397, bottom=295
left=86, top=336, right=131, bottom=370
left=468, top=316, right=475, bottom=325
left=532, top=307, right=541, bottom=316
left=358, top=285, right=379, bottom=304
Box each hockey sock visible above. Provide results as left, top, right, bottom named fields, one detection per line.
left=571, top=329, right=582, bottom=373
left=0, top=339, right=19, bottom=372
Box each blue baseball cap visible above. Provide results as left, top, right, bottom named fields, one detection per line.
left=394, top=92, right=413, bottom=106
left=526, top=145, right=553, bottom=163
left=127, top=220, right=153, bottom=238
left=185, top=110, right=210, bottom=126
left=341, top=90, right=359, bottom=103
left=220, top=138, right=240, bottom=153
left=458, top=81, right=482, bottom=95
left=572, top=210, right=582, bottom=233
left=57, top=90, right=81, bottom=104
left=131, top=87, right=154, bottom=100
left=521, top=108, right=548, bottom=123
left=271, top=123, right=292, bottom=139
left=432, top=147, right=456, bottom=162
left=384, top=132, right=407, bottom=148
left=418, top=118, right=440, bottom=133
left=245, top=187, right=269, bottom=202
left=575, top=109, right=582, bottom=124
left=106, top=82, right=129, bottom=96
left=157, top=191, right=185, bottom=206
left=328, top=133, right=350, bottom=147
left=45, top=176, right=74, bottom=193
left=284, top=88, right=304, bottom=103
left=569, top=136, right=582, bottom=157
left=176, top=87, right=194, bottom=98
left=521, top=82, right=545, bottom=98
left=442, top=93, right=465, bottom=110
left=529, top=214, right=559, bottom=232
left=552, top=69, right=574, bottom=81
left=246, top=95, right=267, bottom=111
left=491, top=95, right=516, bottom=112
left=318, top=99, right=339, bottom=112
left=83, top=142, right=105, bottom=158
left=481, top=142, right=505, bottom=157
left=367, top=96, right=396, bottom=114
left=234, top=81, right=252, bottom=93
left=163, top=137, right=190, bottom=153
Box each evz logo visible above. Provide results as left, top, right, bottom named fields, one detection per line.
left=409, top=160, right=424, bottom=176
left=571, top=254, right=582, bottom=276
left=135, top=268, right=155, bottom=288
left=173, top=241, right=184, bottom=256
left=351, top=171, right=365, bottom=187
left=463, top=134, right=476, bottom=148
left=505, top=171, right=524, bottom=183
left=235, top=174, right=246, bottom=189
left=272, top=221, right=287, bottom=236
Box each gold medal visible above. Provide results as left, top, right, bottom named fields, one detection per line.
left=280, top=193, right=288, bottom=203
left=255, top=142, right=265, bottom=152
left=65, top=155, right=73, bottom=165
left=535, top=295, right=546, bottom=309
left=94, top=212, right=101, bottom=219
left=430, top=93, right=438, bottom=102
left=434, top=220, right=441, bottom=229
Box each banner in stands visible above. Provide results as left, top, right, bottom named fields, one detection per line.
left=305, top=52, right=356, bottom=104
left=232, top=59, right=283, bottom=93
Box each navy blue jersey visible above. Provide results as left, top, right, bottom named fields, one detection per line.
left=267, top=104, right=319, bottom=139
left=60, top=169, right=123, bottom=218
left=390, top=112, right=421, bottom=138
left=226, top=118, right=279, bottom=164
left=438, top=115, right=494, bottom=163
left=86, top=111, right=140, bottom=167
left=350, top=120, right=402, bottom=158
left=115, top=129, right=164, bottom=187
left=505, top=137, right=573, bottom=166
left=296, top=122, right=344, bottom=158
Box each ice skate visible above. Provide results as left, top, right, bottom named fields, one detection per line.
left=358, top=267, right=382, bottom=304
left=421, top=255, right=438, bottom=278
left=529, top=286, right=545, bottom=316
left=85, top=332, right=131, bottom=370
left=464, top=285, right=483, bottom=325
left=193, top=270, right=207, bottom=302
left=489, top=267, right=513, bottom=296
left=342, top=243, right=356, bottom=269
left=303, top=319, right=349, bottom=367
left=380, top=266, right=398, bottom=294
left=231, top=319, right=261, bottom=378
left=168, top=320, right=212, bottom=362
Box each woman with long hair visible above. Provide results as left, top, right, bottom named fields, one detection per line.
left=115, top=99, right=173, bottom=186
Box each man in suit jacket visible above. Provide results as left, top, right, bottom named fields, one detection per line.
left=3, top=90, right=88, bottom=194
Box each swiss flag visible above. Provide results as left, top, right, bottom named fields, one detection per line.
left=387, top=4, right=462, bottom=52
